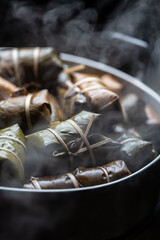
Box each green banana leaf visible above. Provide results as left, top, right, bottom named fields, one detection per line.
left=25, top=111, right=105, bottom=177
left=0, top=124, right=25, bottom=185
left=66, top=132, right=157, bottom=173
left=26, top=111, right=157, bottom=179
left=119, top=138, right=157, bottom=172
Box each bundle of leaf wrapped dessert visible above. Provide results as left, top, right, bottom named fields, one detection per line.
left=25, top=111, right=157, bottom=181
left=0, top=47, right=63, bottom=93
left=0, top=124, right=25, bottom=187
left=24, top=160, right=131, bottom=189
left=0, top=88, right=62, bottom=134
left=0, top=47, right=159, bottom=190
left=57, top=72, right=123, bottom=125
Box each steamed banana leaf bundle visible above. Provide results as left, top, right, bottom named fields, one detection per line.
left=24, top=160, right=131, bottom=190
left=25, top=111, right=121, bottom=177
left=0, top=124, right=25, bottom=186
left=102, top=124, right=157, bottom=172
left=25, top=110, right=156, bottom=178
left=0, top=76, right=19, bottom=100
left=66, top=132, right=157, bottom=173
left=0, top=89, right=62, bottom=133
left=0, top=47, right=63, bottom=93
left=117, top=136, right=157, bottom=172
left=57, top=72, right=123, bottom=123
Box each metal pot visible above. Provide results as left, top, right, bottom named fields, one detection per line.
left=0, top=54, right=160, bottom=240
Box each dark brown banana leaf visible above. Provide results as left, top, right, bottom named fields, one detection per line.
left=0, top=76, right=19, bottom=100
left=0, top=47, right=63, bottom=93
left=57, top=72, right=88, bottom=118
left=0, top=89, right=62, bottom=133
left=57, top=72, right=123, bottom=123
left=0, top=124, right=25, bottom=186
left=24, top=160, right=131, bottom=190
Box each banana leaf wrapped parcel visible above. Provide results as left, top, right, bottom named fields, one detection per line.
left=24, top=160, right=131, bottom=190
left=100, top=123, right=157, bottom=172
left=0, top=89, right=62, bottom=133
left=57, top=72, right=124, bottom=124
left=0, top=124, right=25, bottom=186
left=25, top=111, right=106, bottom=177
left=66, top=131, right=157, bottom=173
left=116, top=136, right=157, bottom=172
left=25, top=111, right=121, bottom=177
left=25, top=110, right=156, bottom=179
left=0, top=47, right=63, bottom=93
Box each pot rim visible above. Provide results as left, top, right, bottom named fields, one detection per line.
left=1, top=53, right=160, bottom=193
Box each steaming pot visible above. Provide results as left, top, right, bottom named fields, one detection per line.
left=0, top=54, right=160, bottom=240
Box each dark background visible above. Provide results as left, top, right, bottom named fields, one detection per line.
left=0, top=2, right=160, bottom=239
left=0, top=0, right=160, bottom=92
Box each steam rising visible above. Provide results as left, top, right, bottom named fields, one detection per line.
left=2, top=0, right=160, bottom=86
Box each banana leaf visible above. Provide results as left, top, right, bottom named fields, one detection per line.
left=105, top=124, right=157, bottom=172
left=57, top=72, right=88, bottom=119
left=66, top=132, right=157, bottom=173
left=26, top=108, right=156, bottom=177
left=104, top=122, right=158, bottom=171
left=101, top=74, right=123, bottom=94
left=0, top=47, right=63, bottom=94
left=0, top=76, right=19, bottom=100
left=117, top=137, right=157, bottom=172
left=0, top=89, right=62, bottom=133
left=0, top=124, right=25, bottom=186
left=24, top=160, right=131, bottom=190
left=114, top=127, right=141, bottom=142
left=66, top=130, right=157, bottom=173
left=25, top=111, right=112, bottom=177
left=56, top=133, right=120, bottom=171
left=57, top=72, right=123, bottom=123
